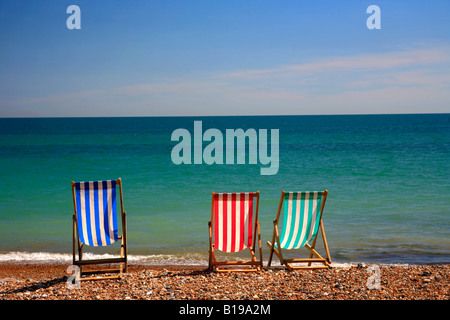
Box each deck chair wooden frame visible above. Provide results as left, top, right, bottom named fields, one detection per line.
left=267, top=190, right=331, bottom=270
left=208, top=191, right=263, bottom=272
left=71, top=178, right=127, bottom=281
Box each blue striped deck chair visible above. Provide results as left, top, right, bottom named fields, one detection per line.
left=71, top=178, right=127, bottom=280
left=267, top=190, right=331, bottom=270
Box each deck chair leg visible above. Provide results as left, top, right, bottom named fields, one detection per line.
left=267, top=220, right=282, bottom=267
left=266, top=222, right=286, bottom=268
left=208, top=247, right=212, bottom=271
left=308, top=236, right=318, bottom=267
left=267, top=192, right=285, bottom=268
left=267, top=241, right=283, bottom=264
left=256, top=221, right=263, bottom=269
left=121, top=211, right=128, bottom=273
left=267, top=251, right=273, bottom=267
left=246, top=245, right=261, bottom=271
left=267, top=223, right=275, bottom=267
left=266, top=242, right=278, bottom=267
left=208, top=221, right=214, bottom=270
left=209, top=246, right=218, bottom=272
left=72, top=215, right=76, bottom=265
left=249, top=248, right=257, bottom=269
left=119, top=236, right=127, bottom=273
left=79, top=243, right=84, bottom=261
left=320, top=221, right=332, bottom=264
left=267, top=242, right=274, bottom=267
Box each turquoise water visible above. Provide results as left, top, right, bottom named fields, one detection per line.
left=0, top=114, right=449, bottom=265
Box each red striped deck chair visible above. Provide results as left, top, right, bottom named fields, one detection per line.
left=71, top=178, right=128, bottom=280
left=267, top=190, right=331, bottom=270
left=208, top=191, right=263, bottom=272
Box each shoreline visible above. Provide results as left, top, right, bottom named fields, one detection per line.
left=0, top=262, right=448, bottom=301
left=2, top=250, right=447, bottom=267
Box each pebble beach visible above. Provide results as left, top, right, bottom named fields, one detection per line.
left=1, top=263, right=448, bottom=301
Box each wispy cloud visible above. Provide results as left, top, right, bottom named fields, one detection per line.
left=3, top=45, right=450, bottom=117
left=224, top=47, right=450, bottom=80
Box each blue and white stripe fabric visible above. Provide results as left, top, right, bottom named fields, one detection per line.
left=279, top=191, right=323, bottom=250
left=74, top=180, right=118, bottom=246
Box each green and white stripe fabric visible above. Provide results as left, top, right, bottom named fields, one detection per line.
left=279, top=191, right=324, bottom=250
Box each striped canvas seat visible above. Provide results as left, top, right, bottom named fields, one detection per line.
left=209, top=191, right=263, bottom=272
left=71, top=178, right=127, bottom=281
left=279, top=191, right=324, bottom=250
left=267, top=190, right=331, bottom=270
left=73, top=180, right=119, bottom=246
left=213, top=192, right=255, bottom=253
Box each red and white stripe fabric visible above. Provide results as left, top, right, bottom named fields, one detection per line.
left=213, top=192, right=255, bottom=253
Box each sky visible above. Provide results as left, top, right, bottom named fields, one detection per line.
left=0, top=0, right=449, bottom=117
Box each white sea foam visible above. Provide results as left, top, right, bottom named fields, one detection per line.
left=0, top=251, right=209, bottom=266
left=0, top=251, right=72, bottom=263
left=0, top=251, right=411, bottom=268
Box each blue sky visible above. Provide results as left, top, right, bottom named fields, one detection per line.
left=1, top=0, right=449, bottom=117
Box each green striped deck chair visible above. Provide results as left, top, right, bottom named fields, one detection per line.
left=71, top=178, right=128, bottom=280
left=267, top=190, right=331, bottom=270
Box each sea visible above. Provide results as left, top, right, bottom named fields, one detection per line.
left=0, top=114, right=448, bottom=267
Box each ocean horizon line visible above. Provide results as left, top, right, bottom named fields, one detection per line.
left=0, top=112, right=449, bottom=120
